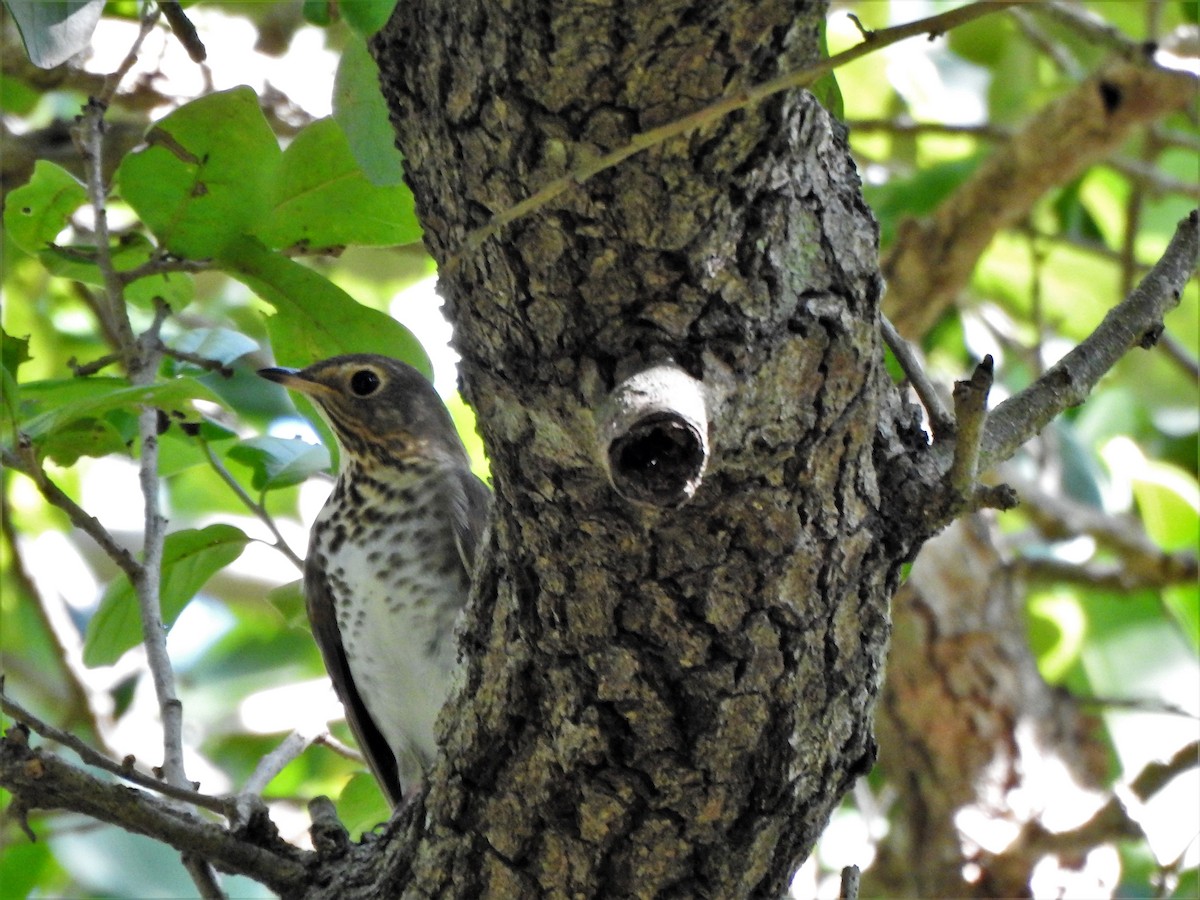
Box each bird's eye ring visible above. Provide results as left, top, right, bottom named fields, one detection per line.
left=349, top=369, right=381, bottom=397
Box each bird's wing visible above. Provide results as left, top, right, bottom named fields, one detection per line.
left=449, top=469, right=492, bottom=574
left=304, top=561, right=404, bottom=809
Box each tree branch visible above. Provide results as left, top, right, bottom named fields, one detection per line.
left=0, top=726, right=311, bottom=896
left=444, top=0, right=1022, bottom=271
left=200, top=439, right=305, bottom=571
left=883, top=59, right=1196, bottom=338
left=0, top=689, right=232, bottom=816
left=972, top=210, right=1198, bottom=473
left=1014, top=554, right=1198, bottom=591
left=991, top=740, right=1199, bottom=862
left=879, top=313, right=954, bottom=442
left=1010, top=475, right=1199, bottom=587
left=1, top=440, right=141, bottom=584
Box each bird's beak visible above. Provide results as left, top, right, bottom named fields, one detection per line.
left=258, top=366, right=324, bottom=397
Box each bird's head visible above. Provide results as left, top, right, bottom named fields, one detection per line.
left=258, top=354, right=466, bottom=468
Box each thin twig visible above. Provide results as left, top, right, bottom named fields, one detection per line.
left=0, top=689, right=232, bottom=816
left=182, top=855, right=225, bottom=899
left=1, top=441, right=141, bottom=584
left=1157, top=331, right=1200, bottom=381
left=1015, top=554, right=1197, bottom=590
left=164, top=347, right=234, bottom=377
left=1076, top=695, right=1200, bottom=720
left=129, top=317, right=188, bottom=794
left=1031, top=0, right=1146, bottom=58
left=443, top=0, right=1023, bottom=272
left=117, top=254, right=212, bottom=284
left=845, top=118, right=1013, bottom=141
left=200, top=441, right=305, bottom=571
left=879, top=313, right=955, bottom=441
left=68, top=352, right=123, bottom=377
left=1012, top=5, right=1083, bottom=77
left=242, top=730, right=314, bottom=797
left=314, top=731, right=365, bottom=764
left=160, top=1, right=207, bottom=64
left=1106, top=156, right=1200, bottom=202
left=77, top=99, right=135, bottom=351
left=98, top=6, right=161, bottom=105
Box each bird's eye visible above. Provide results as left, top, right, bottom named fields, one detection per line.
left=349, top=369, right=381, bottom=396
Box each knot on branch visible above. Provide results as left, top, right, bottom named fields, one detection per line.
left=308, top=795, right=350, bottom=858
left=597, top=362, right=710, bottom=508
left=938, top=355, right=1019, bottom=519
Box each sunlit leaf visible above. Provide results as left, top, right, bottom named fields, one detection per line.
left=118, top=87, right=281, bottom=258
left=1163, top=584, right=1199, bottom=652
left=17, top=376, right=223, bottom=448
left=1130, top=459, right=1199, bottom=553
left=4, top=160, right=87, bottom=254
left=228, top=435, right=332, bottom=491
left=255, top=117, right=420, bottom=249
left=217, top=237, right=430, bottom=374
left=83, top=524, right=250, bottom=667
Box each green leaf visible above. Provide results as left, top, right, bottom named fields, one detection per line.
left=1172, top=866, right=1199, bottom=899
left=812, top=18, right=844, bottom=120
left=1164, top=583, right=1199, bottom=652
left=446, top=392, right=490, bottom=484
left=332, top=41, right=406, bottom=187
left=0, top=839, right=57, bottom=899
left=18, top=376, right=223, bottom=448
left=0, top=330, right=29, bottom=440
left=266, top=579, right=307, bottom=630
left=38, top=413, right=134, bottom=466
left=338, top=0, right=398, bottom=37
left=217, top=237, right=430, bottom=375
left=83, top=525, right=250, bottom=667
left=337, top=772, right=391, bottom=839
left=255, top=117, right=420, bottom=249
left=0, top=72, right=42, bottom=115
left=4, top=160, right=87, bottom=254
left=228, top=435, right=331, bottom=491
left=863, top=155, right=984, bottom=247
left=1131, top=458, right=1199, bottom=553
left=118, top=87, right=282, bottom=259
left=302, top=0, right=333, bottom=26
left=5, top=0, right=105, bottom=69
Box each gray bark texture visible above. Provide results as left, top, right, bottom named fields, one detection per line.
left=311, top=1, right=931, bottom=896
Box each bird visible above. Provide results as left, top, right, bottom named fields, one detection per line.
left=258, top=354, right=490, bottom=807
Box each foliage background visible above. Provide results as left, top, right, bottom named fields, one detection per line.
left=1, top=1, right=1196, bottom=897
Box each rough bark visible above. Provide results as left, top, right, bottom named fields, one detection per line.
left=352, top=1, right=921, bottom=895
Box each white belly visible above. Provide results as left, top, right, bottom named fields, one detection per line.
left=315, top=474, right=466, bottom=787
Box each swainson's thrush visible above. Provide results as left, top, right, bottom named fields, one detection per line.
left=259, top=354, right=490, bottom=806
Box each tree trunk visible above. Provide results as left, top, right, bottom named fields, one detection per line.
left=345, top=1, right=926, bottom=895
